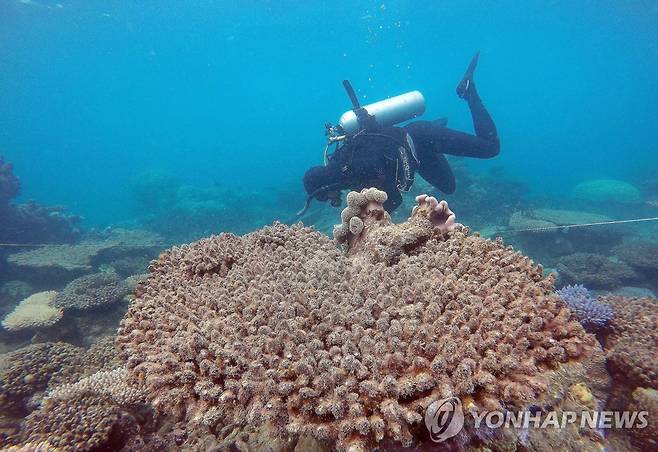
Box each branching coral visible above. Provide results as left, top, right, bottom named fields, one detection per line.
left=117, top=189, right=597, bottom=450
left=555, top=285, right=613, bottom=333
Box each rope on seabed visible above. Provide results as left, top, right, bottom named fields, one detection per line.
left=497, top=216, right=658, bottom=234
left=0, top=217, right=657, bottom=248
left=0, top=243, right=170, bottom=248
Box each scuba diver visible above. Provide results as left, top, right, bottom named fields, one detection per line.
left=300, top=52, right=499, bottom=214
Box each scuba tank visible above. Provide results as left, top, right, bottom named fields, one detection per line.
left=338, top=90, right=426, bottom=134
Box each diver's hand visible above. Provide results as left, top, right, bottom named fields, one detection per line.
left=456, top=51, right=480, bottom=99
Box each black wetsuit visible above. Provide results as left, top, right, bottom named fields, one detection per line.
left=323, top=89, right=499, bottom=211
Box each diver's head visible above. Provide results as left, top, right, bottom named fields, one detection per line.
left=303, top=166, right=341, bottom=206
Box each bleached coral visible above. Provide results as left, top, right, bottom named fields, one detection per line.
left=1, top=291, right=62, bottom=332
left=1, top=441, right=58, bottom=452
left=117, top=189, right=597, bottom=450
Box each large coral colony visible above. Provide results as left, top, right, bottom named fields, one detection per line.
left=0, top=186, right=656, bottom=451
left=114, top=188, right=646, bottom=450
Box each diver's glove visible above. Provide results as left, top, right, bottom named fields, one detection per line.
left=456, top=51, right=480, bottom=100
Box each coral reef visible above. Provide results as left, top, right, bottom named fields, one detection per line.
left=0, top=281, right=33, bottom=324
left=5, top=228, right=162, bottom=287
left=0, top=156, right=20, bottom=205
left=572, top=179, right=642, bottom=205
left=508, top=211, right=555, bottom=232
left=105, top=254, right=154, bottom=278
left=0, top=335, right=146, bottom=449
left=83, top=336, right=121, bottom=373
left=117, top=188, right=599, bottom=450
left=614, top=241, right=658, bottom=289
left=53, top=272, right=129, bottom=311
left=628, top=387, right=657, bottom=450
left=130, top=169, right=180, bottom=214
left=555, top=285, right=613, bottom=333
left=6, top=344, right=156, bottom=452
left=130, top=170, right=268, bottom=242
left=0, top=281, right=33, bottom=305
left=332, top=187, right=391, bottom=250
left=1, top=441, right=58, bottom=451
left=1, top=291, right=62, bottom=333
left=411, top=195, right=460, bottom=233
left=429, top=163, right=526, bottom=230
left=506, top=209, right=624, bottom=262
left=525, top=209, right=611, bottom=226
left=6, top=245, right=103, bottom=283
left=600, top=296, right=657, bottom=390
left=556, top=252, right=637, bottom=290
left=123, top=273, right=148, bottom=293
left=0, top=342, right=85, bottom=415
left=44, top=367, right=145, bottom=407
left=20, top=394, right=130, bottom=452
left=0, top=155, right=81, bottom=245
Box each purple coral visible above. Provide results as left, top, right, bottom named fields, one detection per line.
left=556, top=284, right=614, bottom=332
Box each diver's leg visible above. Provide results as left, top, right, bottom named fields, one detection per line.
left=416, top=152, right=456, bottom=194
left=404, top=53, right=500, bottom=160
left=455, top=51, right=499, bottom=153
left=464, top=85, right=498, bottom=145
left=405, top=120, right=498, bottom=159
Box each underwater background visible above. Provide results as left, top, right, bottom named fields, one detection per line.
left=0, top=1, right=657, bottom=451
left=2, top=0, right=657, bottom=228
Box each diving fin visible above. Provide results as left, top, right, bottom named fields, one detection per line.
left=456, top=51, right=480, bottom=99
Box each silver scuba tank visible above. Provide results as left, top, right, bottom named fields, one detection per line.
left=338, top=90, right=426, bottom=134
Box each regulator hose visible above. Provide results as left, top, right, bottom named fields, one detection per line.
left=295, top=183, right=343, bottom=218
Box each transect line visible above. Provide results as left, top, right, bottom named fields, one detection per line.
left=0, top=243, right=168, bottom=248
left=497, top=216, right=658, bottom=234
left=0, top=217, right=657, bottom=247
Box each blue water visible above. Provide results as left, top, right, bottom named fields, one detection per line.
left=1, top=0, right=657, bottom=226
